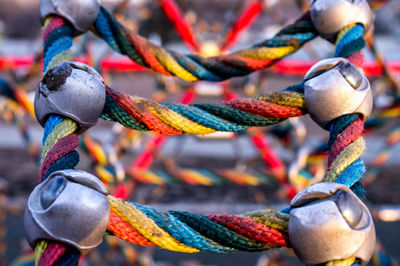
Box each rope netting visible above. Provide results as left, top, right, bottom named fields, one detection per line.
left=27, top=1, right=373, bottom=263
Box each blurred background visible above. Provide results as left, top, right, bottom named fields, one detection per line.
left=0, top=0, right=400, bottom=265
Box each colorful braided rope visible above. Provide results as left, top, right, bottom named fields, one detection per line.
left=92, top=7, right=317, bottom=81
left=102, top=86, right=306, bottom=134
left=108, top=196, right=288, bottom=253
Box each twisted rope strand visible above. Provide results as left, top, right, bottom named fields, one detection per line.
left=92, top=7, right=318, bottom=81
left=43, top=17, right=74, bottom=72
left=107, top=196, right=288, bottom=253
left=102, top=86, right=306, bottom=134
left=324, top=114, right=366, bottom=198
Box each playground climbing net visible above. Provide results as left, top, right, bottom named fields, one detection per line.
left=0, top=0, right=388, bottom=265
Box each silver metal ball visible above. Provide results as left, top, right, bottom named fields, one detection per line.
left=310, top=0, right=374, bottom=41
left=24, top=170, right=110, bottom=254
left=34, top=61, right=106, bottom=134
left=304, top=58, right=373, bottom=129
left=289, top=182, right=375, bottom=265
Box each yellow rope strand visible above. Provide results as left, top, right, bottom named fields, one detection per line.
left=108, top=195, right=199, bottom=253
left=326, top=257, right=356, bottom=266
left=34, top=240, right=48, bottom=265
left=253, top=92, right=305, bottom=108
left=47, top=50, right=75, bottom=72
left=234, top=46, right=297, bottom=60
left=150, top=44, right=198, bottom=81
left=324, top=137, right=365, bottom=182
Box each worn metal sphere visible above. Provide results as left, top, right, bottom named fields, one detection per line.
left=24, top=170, right=110, bottom=254
left=310, top=0, right=374, bottom=41
left=34, top=61, right=106, bottom=134
left=39, top=0, right=100, bottom=34
left=304, top=58, right=373, bottom=129
left=289, top=182, right=375, bottom=265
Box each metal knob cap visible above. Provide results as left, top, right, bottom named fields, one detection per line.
left=289, top=182, right=375, bottom=265
left=304, top=58, right=373, bottom=129
left=34, top=61, right=106, bottom=134
left=310, top=0, right=374, bottom=41
left=24, top=170, right=110, bottom=254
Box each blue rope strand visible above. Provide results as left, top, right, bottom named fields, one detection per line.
left=43, top=37, right=73, bottom=72
left=42, top=115, right=64, bottom=145
left=94, top=9, right=121, bottom=53
left=335, top=159, right=365, bottom=188
left=334, top=24, right=365, bottom=58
